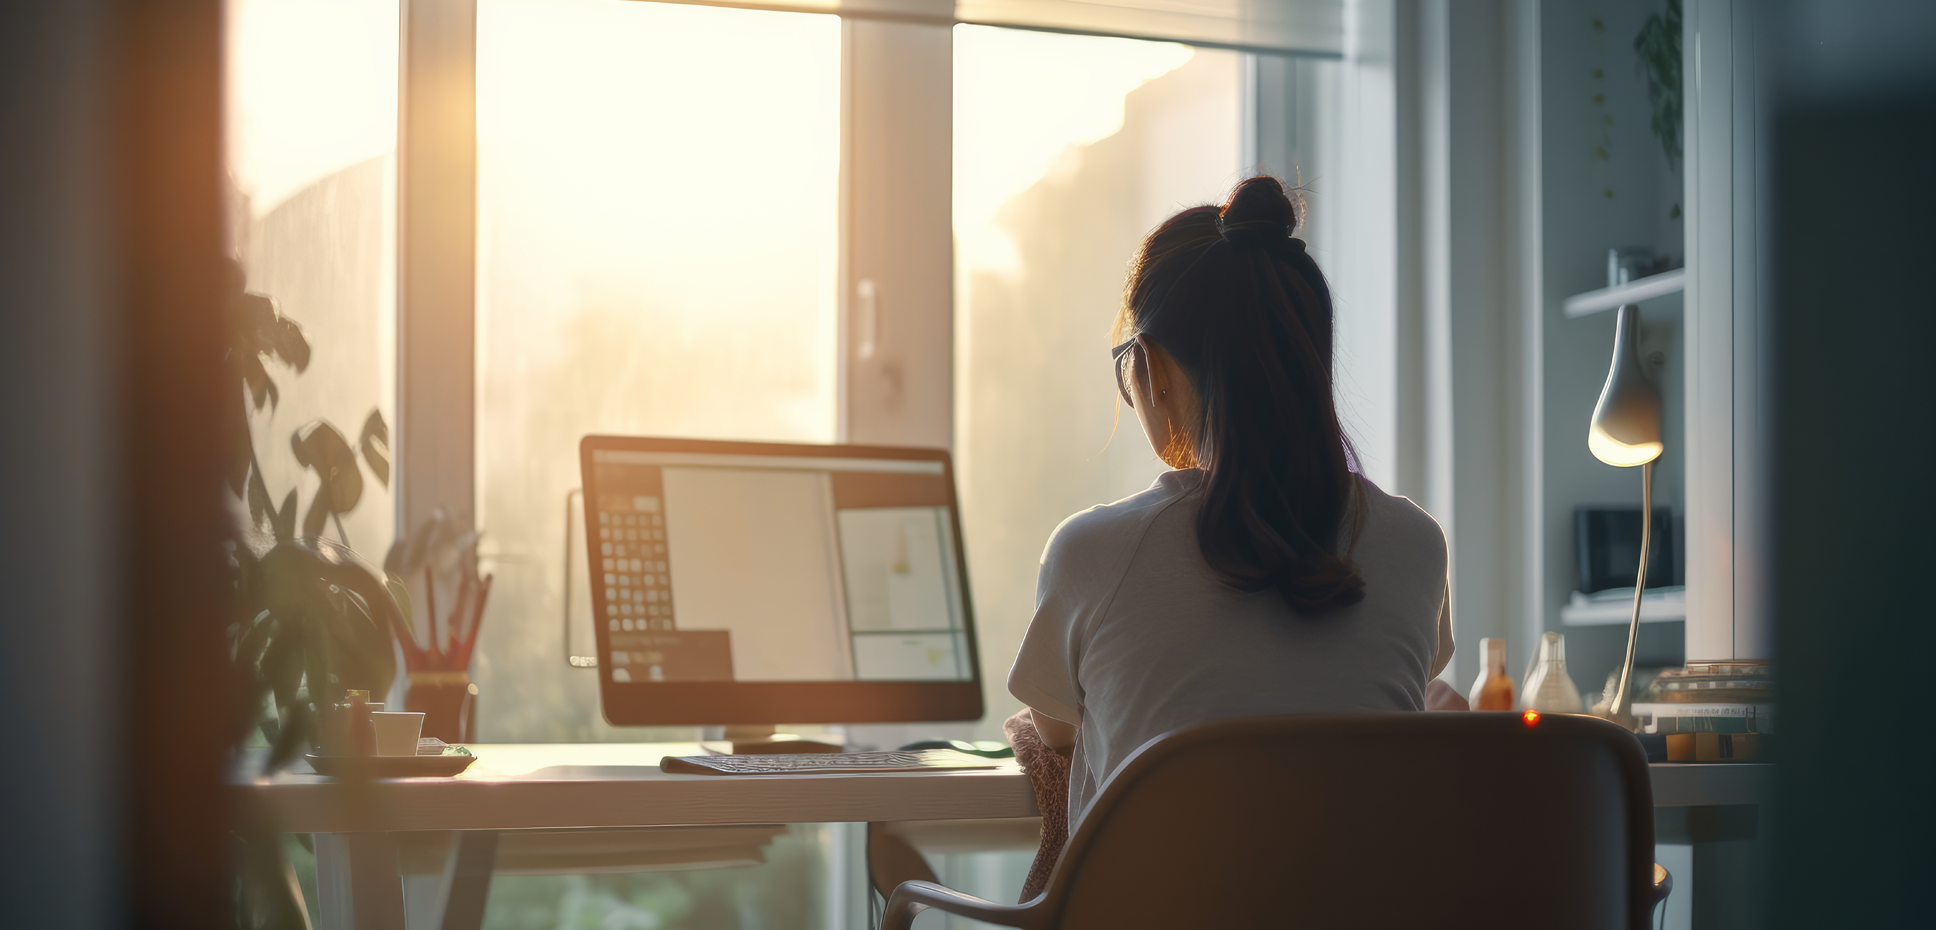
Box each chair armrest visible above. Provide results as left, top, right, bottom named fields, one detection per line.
left=881, top=881, right=1047, bottom=930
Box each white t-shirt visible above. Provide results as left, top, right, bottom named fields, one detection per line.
left=1008, top=468, right=1452, bottom=831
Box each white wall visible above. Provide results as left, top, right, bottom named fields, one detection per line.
left=1315, top=0, right=1542, bottom=687
left=1535, top=0, right=1693, bottom=696
left=1314, top=0, right=1403, bottom=494
left=1443, top=0, right=1543, bottom=687
left=1683, top=0, right=1774, bottom=663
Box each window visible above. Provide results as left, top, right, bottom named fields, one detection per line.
left=225, top=0, right=400, bottom=566
left=474, top=0, right=842, bottom=741
left=222, top=1, right=1337, bottom=924
left=226, top=2, right=401, bottom=921
left=953, top=25, right=1246, bottom=732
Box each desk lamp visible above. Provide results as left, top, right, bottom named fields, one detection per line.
left=1588, top=304, right=1662, bottom=727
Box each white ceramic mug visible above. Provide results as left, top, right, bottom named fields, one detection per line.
left=369, top=712, right=426, bottom=756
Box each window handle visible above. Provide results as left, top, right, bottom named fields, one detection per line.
left=855, top=277, right=879, bottom=360
left=563, top=488, right=597, bottom=669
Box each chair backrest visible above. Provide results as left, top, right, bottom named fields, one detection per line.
left=1038, top=713, right=1655, bottom=930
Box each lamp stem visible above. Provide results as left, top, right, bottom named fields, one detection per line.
left=1610, top=460, right=1654, bottom=720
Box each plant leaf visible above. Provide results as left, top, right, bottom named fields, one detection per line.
left=291, top=420, right=362, bottom=518
left=385, top=572, right=416, bottom=640
left=266, top=306, right=310, bottom=374
left=266, top=701, right=311, bottom=773
left=304, top=606, right=333, bottom=711
left=227, top=268, right=309, bottom=371
left=247, top=466, right=276, bottom=532
left=301, top=485, right=331, bottom=540
left=235, top=611, right=276, bottom=670
left=228, top=544, right=263, bottom=628
left=273, top=488, right=297, bottom=543
left=326, top=589, right=394, bottom=701
left=384, top=509, right=447, bottom=577
left=257, top=538, right=404, bottom=706
left=225, top=383, right=253, bottom=496
left=260, top=617, right=305, bottom=718
left=359, top=409, right=390, bottom=489
left=238, top=347, right=272, bottom=408
left=229, top=288, right=305, bottom=400
left=236, top=645, right=276, bottom=749
left=1632, top=0, right=1683, bottom=165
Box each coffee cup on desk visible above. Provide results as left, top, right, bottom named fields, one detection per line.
left=369, top=712, right=426, bottom=756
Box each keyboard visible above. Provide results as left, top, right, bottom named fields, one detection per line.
left=660, top=749, right=1003, bottom=776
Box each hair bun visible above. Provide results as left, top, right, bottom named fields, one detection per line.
left=1220, top=175, right=1301, bottom=233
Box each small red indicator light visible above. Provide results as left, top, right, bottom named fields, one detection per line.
left=1522, top=710, right=1541, bottom=727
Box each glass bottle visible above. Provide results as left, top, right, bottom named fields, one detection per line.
left=1467, top=637, right=1516, bottom=711
left=1519, top=631, right=1583, bottom=713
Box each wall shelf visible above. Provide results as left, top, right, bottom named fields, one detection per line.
left=1561, top=267, right=1686, bottom=318
left=1560, top=587, right=1686, bottom=626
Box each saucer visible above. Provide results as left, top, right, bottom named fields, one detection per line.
left=303, top=752, right=476, bottom=778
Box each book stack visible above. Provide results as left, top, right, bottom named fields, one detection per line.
left=1632, top=701, right=1772, bottom=762
left=1636, top=661, right=1773, bottom=763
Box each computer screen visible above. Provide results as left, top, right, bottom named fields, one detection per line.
left=581, top=436, right=983, bottom=725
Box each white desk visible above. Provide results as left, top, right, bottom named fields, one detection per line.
left=232, top=745, right=1770, bottom=930
left=246, top=743, right=1038, bottom=835
left=237, top=744, right=1036, bottom=930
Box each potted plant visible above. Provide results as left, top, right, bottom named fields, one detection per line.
left=221, top=260, right=410, bottom=928
left=222, top=260, right=406, bottom=770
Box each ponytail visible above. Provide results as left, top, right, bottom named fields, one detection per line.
left=1120, top=176, right=1365, bottom=612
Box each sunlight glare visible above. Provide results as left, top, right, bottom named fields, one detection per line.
left=472, top=0, right=843, bottom=742
left=475, top=0, right=841, bottom=410
left=953, top=25, right=1194, bottom=276
left=226, top=0, right=398, bottom=216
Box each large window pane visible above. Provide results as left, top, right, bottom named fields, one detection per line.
left=954, top=25, right=1244, bottom=735
left=225, top=0, right=400, bottom=586
left=475, top=0, right=841, bottom=743
left=226, top=5, right=400, bottom=923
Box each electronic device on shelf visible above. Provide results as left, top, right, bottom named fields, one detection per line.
left=1575, top=506, right=1677, bottom=594
left=580, top=436, right=984, bottom=728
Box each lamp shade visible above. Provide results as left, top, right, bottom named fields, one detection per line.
left=1587, top=304, right=1663, bottom=467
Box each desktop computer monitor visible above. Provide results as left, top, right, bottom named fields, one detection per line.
left=580, top=436, right=984, bottom=726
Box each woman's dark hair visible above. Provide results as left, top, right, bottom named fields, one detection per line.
left=1118, top=176, right=1365, bottom=612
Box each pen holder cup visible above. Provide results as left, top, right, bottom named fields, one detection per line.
left=406, top=671, right=477, bottom=743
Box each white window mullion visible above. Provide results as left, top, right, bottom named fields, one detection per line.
left=840, top=11, right=954, bottom=450
left=396, top=0, right=479, bottom=537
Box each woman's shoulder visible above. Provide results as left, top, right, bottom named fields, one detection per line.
left=1348, top=474, right=1448, bottom=563
left=1038, top=469, right=1202, bottom=568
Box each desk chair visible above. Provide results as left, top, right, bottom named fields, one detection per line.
left=884, top=713, right=1662, bottom=930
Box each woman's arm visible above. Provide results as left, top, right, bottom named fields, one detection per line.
left=1425, top=678, right=1469, bottom=711
left=1422, top=581, right=1466, bottom=710
left=1428, top=580, right=1455, bottom=679
left=1029, top=707, right=1078, bottom=758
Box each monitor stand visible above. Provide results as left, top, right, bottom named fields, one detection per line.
left=705, top=724, right=844, bottom=755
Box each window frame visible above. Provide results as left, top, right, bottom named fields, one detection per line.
left=391, top=0, right=1321, bottom=560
